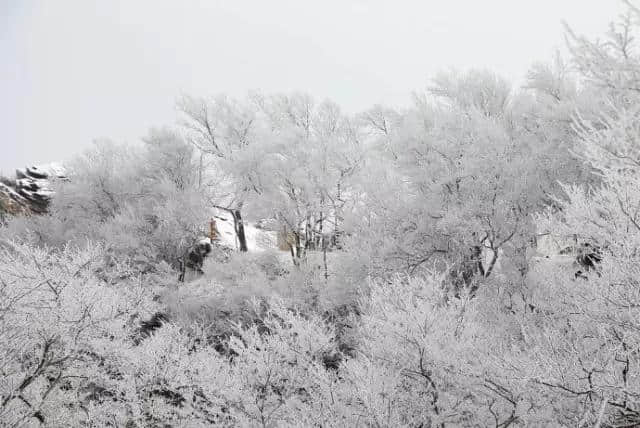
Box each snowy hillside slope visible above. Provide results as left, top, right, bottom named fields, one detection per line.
left=211, top=208, right=279, bottom=252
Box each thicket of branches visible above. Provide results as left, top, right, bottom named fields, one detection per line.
left=2, top=4, right=640, bottom=427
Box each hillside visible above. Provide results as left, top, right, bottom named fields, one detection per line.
left=2, top=5, right=640, bottom=425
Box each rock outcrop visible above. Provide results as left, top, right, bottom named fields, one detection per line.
left=0, top=164, right=66, bottom=215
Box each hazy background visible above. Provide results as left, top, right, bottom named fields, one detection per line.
left=0, top=0, right=627, bottom=174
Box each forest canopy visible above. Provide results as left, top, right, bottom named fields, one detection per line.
left=2, top=4, right=640, bottom=427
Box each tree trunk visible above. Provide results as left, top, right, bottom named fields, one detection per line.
left=318, top=208, right=324, bottom=251
left=334, top=182, right=342, bottom=249
left=198, top=151, right=204, bottom=189
left=323, top=242, right=329, bottom=281
left=290, top=244, right=297, bottom=266
left=233, top=209, right=248, bottom=252
left=484, top=248, right=499, bottom=278
left=319, top=204, right=328, bottom=281
left=295, top=230, right=305, bottom=263
left=305, top=214, right=313, bottom=251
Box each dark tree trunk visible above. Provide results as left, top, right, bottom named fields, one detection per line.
left=295, top=231, right=304, bottom=264
left=178, top=258, right=186, bottom=282
left=484, top=247, right=499, bottom=278
left=197, top=151, right=204, bottom=189
left=319, top=206, right=328, bottom=280
left=233, top=209, right=248, bottom=252
left=305, top=214, right=313, bottom=251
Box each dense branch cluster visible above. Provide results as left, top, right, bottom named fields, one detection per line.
left=2, top=3, right=640, bottom=426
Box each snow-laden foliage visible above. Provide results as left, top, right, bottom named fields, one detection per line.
left=0, top=241, right=339, bottom=427
left=0, top=241, right=156, bottom=426
left=5, top=3, right=640, bottom=427
left=528, top=114, right=640, bottom=426
left=1, top=133, right=209, bottom=270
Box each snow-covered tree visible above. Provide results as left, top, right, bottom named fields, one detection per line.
left=178, top=94, right=265, bottom=252
left=0, top=242, right=156, bottom=426
left=2, top=137, right=209, bottom=269
left=253, top=93, right=363, bottom=268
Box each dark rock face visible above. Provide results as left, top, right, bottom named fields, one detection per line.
left=186, top=239, right=212, bottom=273
left=133, top=312, right=171, bottom=345
left=574, top=242, right=603, bottom=279
left=178, top=238, right=213, bottom=282
left=576, top=242, right=602, bottom=269
left=0, top=164, right=66, bottom=215
left=0, top=182, right=31, bottom=216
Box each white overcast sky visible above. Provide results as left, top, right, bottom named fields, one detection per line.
left=0, top=0, right=628, bottom=174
